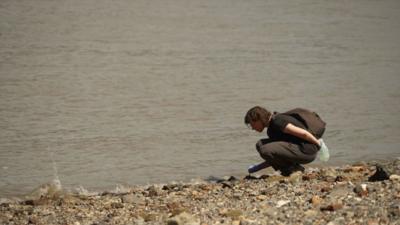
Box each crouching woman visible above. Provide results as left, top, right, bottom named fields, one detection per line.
left=245, top=106, right=324, bottom=176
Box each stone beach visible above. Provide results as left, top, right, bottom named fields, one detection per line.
left=1, top=159, right=400, bottom=225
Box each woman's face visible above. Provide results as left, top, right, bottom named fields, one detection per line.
left=249, top=120, right=265, bottom=133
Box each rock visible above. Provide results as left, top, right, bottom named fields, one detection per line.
left=191, top=190, right=204, bottom=200
left=146, top=186, right=159, bottom=197
left=334, top=175, right=349, bottom=182
left=343, top=210, right=355, bottom=218
left=23, top=199, right=35, bottom=206
left=367, top=219, right=379, bottom=225
left=320, top=186, right=332, bottom=193
left=133, top=217, right=145, bottom=225
left=320, top=202, right=343, bottom=211
left=232, top=220, right=240, bottom=225
left=220, top=209, right=243, bottom=220
left=256, top=195, right=267, bottom=201
left=239, top=218, right=258, bottom=225
left=233, top=192, right=242, bottom=199
left=58, top=195, right=83, bottom=206
left=24, top=197, right=53, bottom=206
left=310, top=196, right=322, bottom=206
left=368, top=165, right=390, bottom=182
left=111, top=202, right=124, bottom=209
left=244, top=175, right=259, bottom=180
left=248, top=191, right=258, bottom=196
left=276, top=200, right=290, bottom=208
left=302, top=172, right=318, bottom=181
left=226, top=176, right=238, bottom=182
left=354, top=184, right=368, bottom=197
left=121, top=194, right=139, bottom=204
left=389, top=174, right=400, bottom=182
left=320, top=168, right=337, bottom=182
left=294, top=187, right=305, bottom=196
left=304, top=209, right=318, bottom=217
left=162, top=183, right=184, bottom=192
left=288, top=171, right=303, bottom=184
left=220, top=181, right=233, bottom=189
left=262, top=207, right=278, bottom=218
left=167, top=212, right=200, bottom=225
left=167, top=202, right=185, bottom=216
left=387, top=203, right=400, bottom=219
left=329, top=186, right=350, bottom=198
left=139, top=212, right=158, bottom=222
left=344, top=166, right=366, bottom=173
left=332, top=216, right=346, bottom=224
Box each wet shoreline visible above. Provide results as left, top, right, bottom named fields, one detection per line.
left=1, top=158, right=400, bottom=225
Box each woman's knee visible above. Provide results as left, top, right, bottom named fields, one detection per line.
left=255, top=139, right=273, bottom=152
left=257, top=144, right=276, bottom=160
left=255, top=140, right=263, bottom=152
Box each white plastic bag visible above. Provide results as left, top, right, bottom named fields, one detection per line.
left=318, top=138, right=330, bottom=162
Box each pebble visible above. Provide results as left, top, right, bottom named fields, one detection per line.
left=320, top=168, right=337, bottom=182
left=389, top=174, right=400, bottom=182
left=320, top=186, right=332, bottom=193
left=220, top=209, right=243, bottom=220
left=320, top=202, right=343, bottom=211
left=167, top=212, right=200, bottom=225
left=121, top=194, right=139, bottom=204
left=304, top=209, right=318, bottom=217
left=388, top=203, right=400, bottom=219
left=367, top=219, right=379, bottom=225
left=302, top=172, right=318, bottom=181
left=288, top=171, right=303, bottom=184
left=256, top=195, right=267, bottom=201
left=354, top=183, right=369, bottom=197
left=276, top=200, right=290, bottom=208
left=310, top=196, right=322, bottom=206
left=232, top=220, right=240, bottom=225
left=344, top=166, right=366, bottom=173
left=262, top=207, right=278, bottom=218
left=329, top=185, right=350, bottom=198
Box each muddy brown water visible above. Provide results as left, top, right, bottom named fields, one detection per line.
left=1, top=0, right=399, bottom=197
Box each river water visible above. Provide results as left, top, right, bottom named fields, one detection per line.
left=1, top=0, right=399, bottom=197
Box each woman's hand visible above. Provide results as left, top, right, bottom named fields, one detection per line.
left=283, top=123, right=321, bottom=146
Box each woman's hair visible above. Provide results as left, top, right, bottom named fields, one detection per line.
left=244, top=106, right=272, bottom=126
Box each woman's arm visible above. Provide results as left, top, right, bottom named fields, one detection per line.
left=283, top=123, right=321, bottom=146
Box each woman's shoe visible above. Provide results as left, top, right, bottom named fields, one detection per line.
left=280, top=164, right=305, bottom=177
